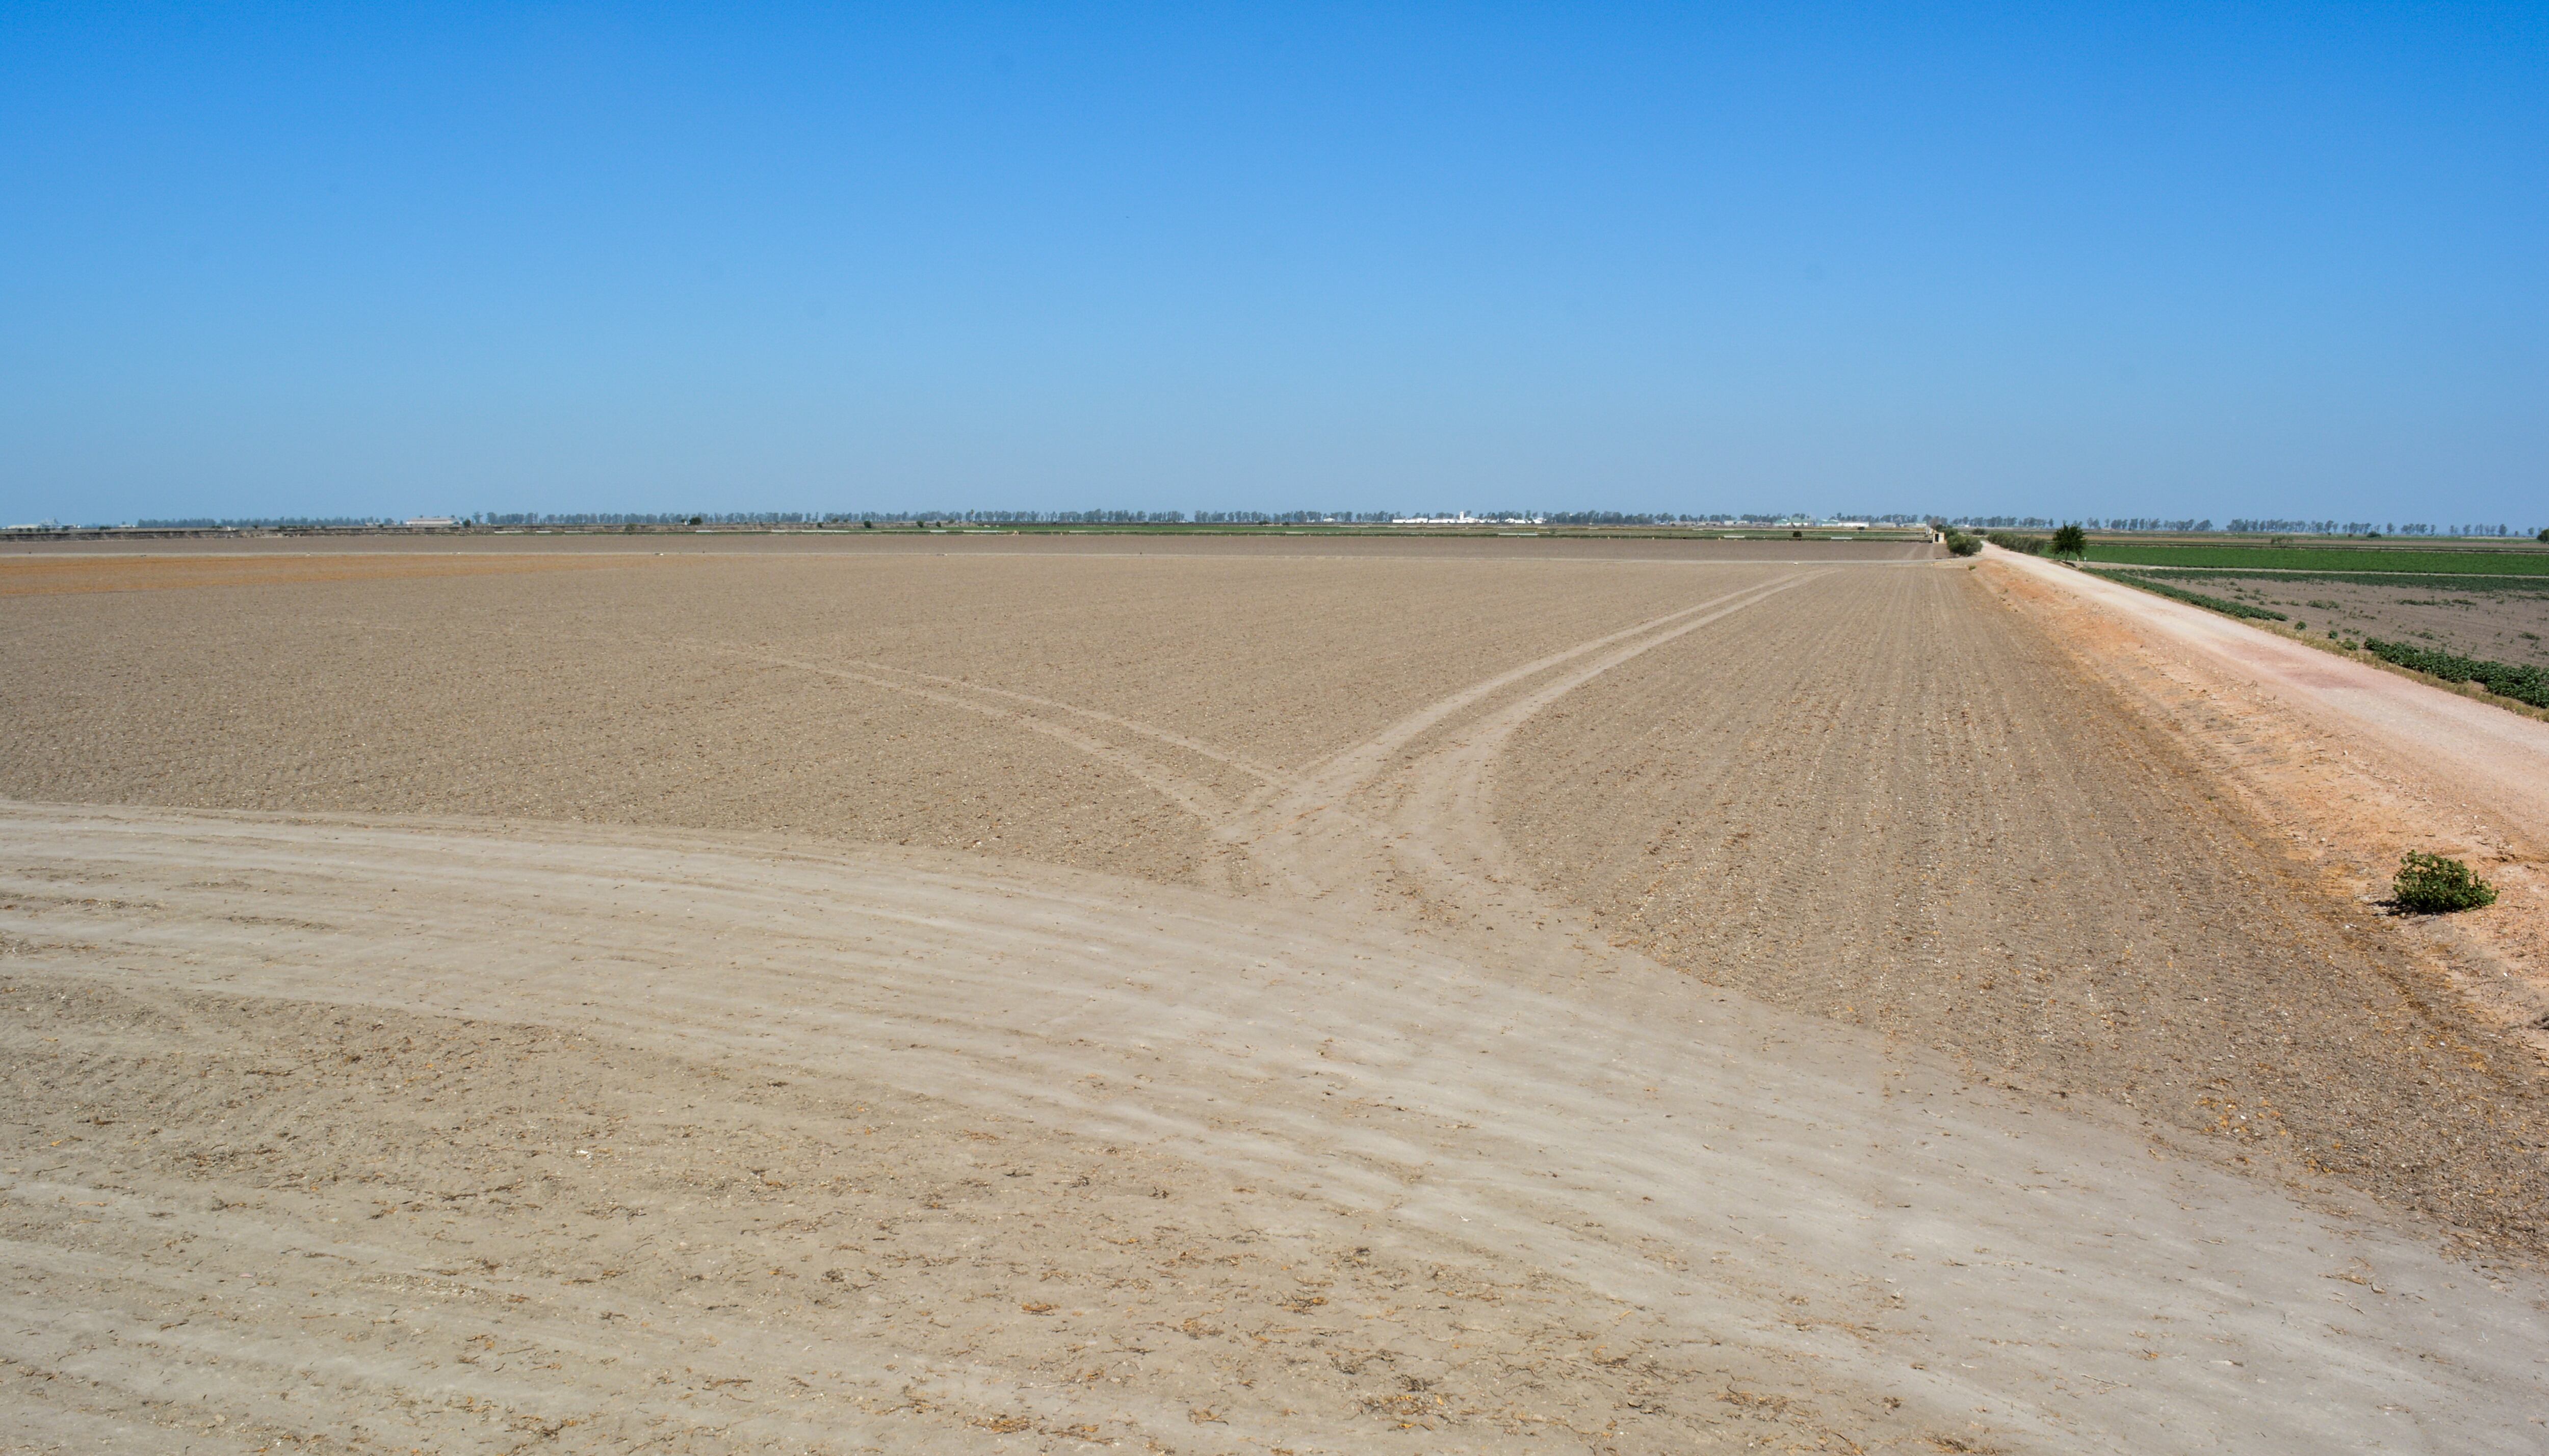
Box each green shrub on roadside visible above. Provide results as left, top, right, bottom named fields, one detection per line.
left=1943, top=529, right=1982, bottom=557
left=2391, top=851, right=2498, bottom=913
left=2050, top=524, right=2088, bottom=557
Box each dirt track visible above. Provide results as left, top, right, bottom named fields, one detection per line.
left=5, top=542, right=2547, bottom=1453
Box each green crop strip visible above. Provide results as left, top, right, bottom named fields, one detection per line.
left=2358, top=640, right=2549, bottom=709
left=2089, top=569, right=2549, bottom=710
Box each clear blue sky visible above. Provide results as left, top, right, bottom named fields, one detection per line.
left=4, top=3, right=2542, bottom=525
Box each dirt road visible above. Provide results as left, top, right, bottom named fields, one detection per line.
left=5, top=543, right=2546, bottom=1453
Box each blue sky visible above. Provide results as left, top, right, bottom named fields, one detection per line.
left=4, top=3, right=2542, bottom=524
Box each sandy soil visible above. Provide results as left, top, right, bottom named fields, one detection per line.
left=5, top=542, right=2547, bottom=1453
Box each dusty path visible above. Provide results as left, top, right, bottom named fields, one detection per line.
left=6, top=544, right=2548, bottom=1453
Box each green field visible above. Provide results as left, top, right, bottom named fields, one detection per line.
left=2084, top=543, right=2549, bottom=575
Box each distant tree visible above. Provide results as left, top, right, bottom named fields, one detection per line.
left=2538, top=527, right=2549, bottom=542
left=2050, top=524, right=2088, bottom=557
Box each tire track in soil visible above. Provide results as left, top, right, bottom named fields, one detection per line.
left=670, top=574, right=1819, bottom=911
left=1236, top=572, right=1824, bottom=916
left=7, top=802, right=2548, bottom=1454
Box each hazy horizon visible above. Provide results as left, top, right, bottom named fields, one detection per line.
left=20, top=508, right=2542, bottom=538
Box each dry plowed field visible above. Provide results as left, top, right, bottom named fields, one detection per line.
left=4, top=540, right=2546, bottom=1454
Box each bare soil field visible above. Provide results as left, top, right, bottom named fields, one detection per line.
left=5, top=540, right=2547, bottom=1454
left=0, top=547, right=1827, bottom=890
left=2090, top=568, right=2549, bottom=671
left=0, top=553, right=637, bottom=597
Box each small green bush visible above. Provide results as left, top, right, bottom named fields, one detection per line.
left=2391, top=851, right=2498, bottom=913
left=1943, top=529, right=1981, bottom=557
left=2050, top=524, right=2088, bottom=557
